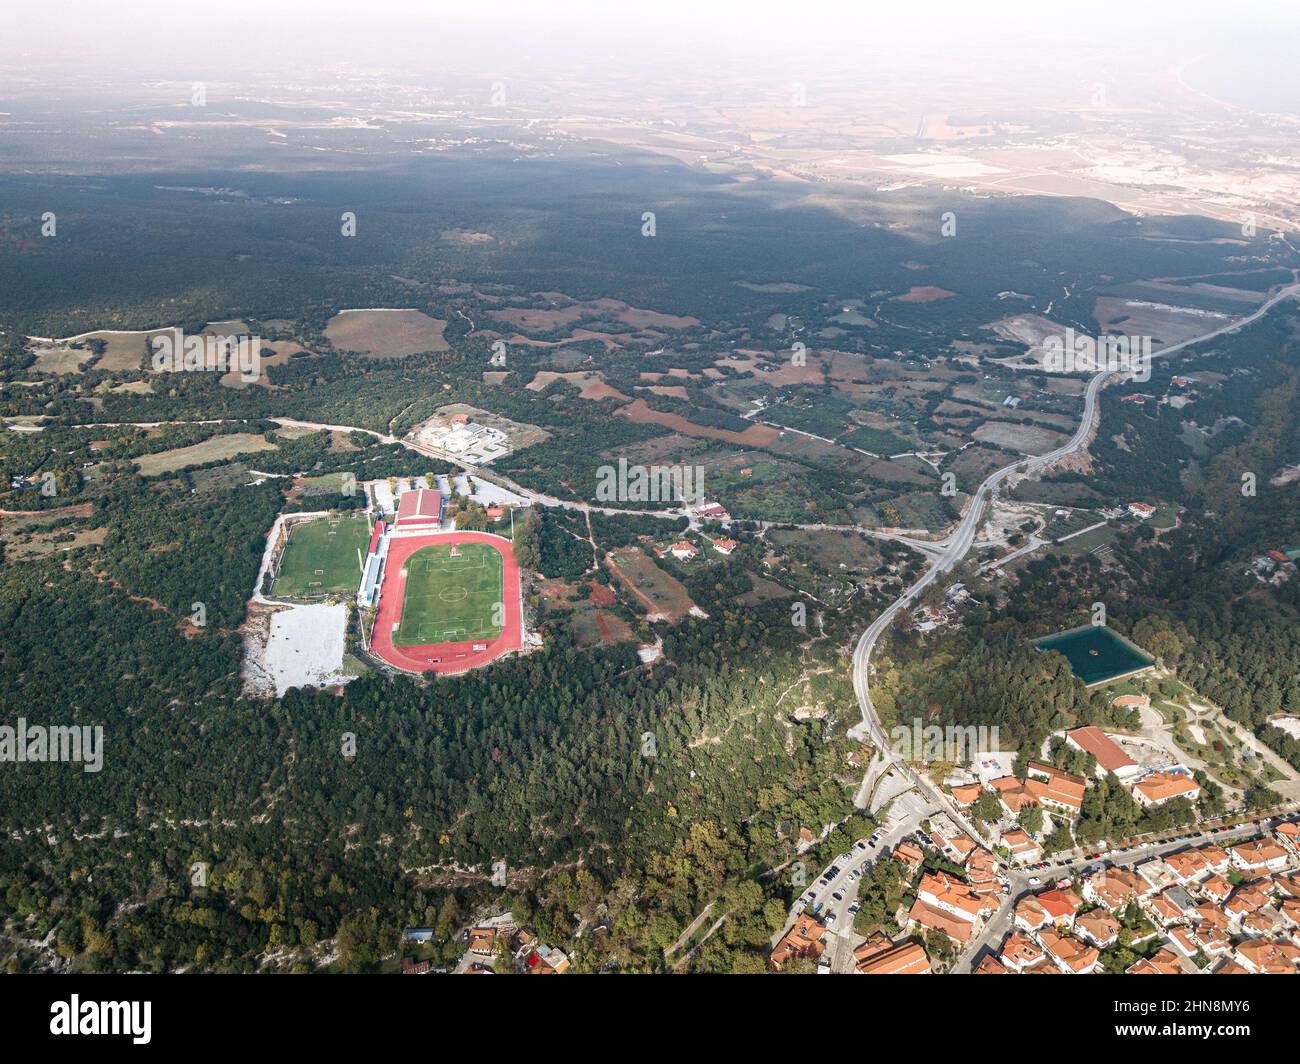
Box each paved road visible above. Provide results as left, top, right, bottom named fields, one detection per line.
left=848, top=283, right=1300, bottom=836
left=776, top=785, right=936, bottom=967
left=953, top=815, right=1288, bottom=972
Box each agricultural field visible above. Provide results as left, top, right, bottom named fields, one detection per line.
left=28, top=343, right=94, bottom=374
left=607, top=545, right=696, bottom=623
left=768, top=528, right=886, bottom=574
left=393, top=541, right=504, bottom=647
left=0, top=504, right=104, bottom=561
left=133, top=433, right=277, bottom=476
left=324, top=309, right=449, bottom=358
left=1041, top=507, right=1104, bottom=540
left=971, top=420, right=1070, bottom=454
left=271, top=513, right=371, bottom=600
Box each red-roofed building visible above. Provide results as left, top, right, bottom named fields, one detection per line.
left=396, top=487, right=444, bottom=528
left=855, top=941, right=931, bottom=975
left=1065, top=726, right=1141, bottom=780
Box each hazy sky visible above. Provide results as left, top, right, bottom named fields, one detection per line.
left=5, top=0, right=1294, bottom=71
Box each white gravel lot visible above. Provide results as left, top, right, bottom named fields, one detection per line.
left=263, top=603, right=351, bottom=696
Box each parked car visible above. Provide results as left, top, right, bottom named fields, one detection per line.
left=825, top=912, right=837, bottom=926
left=1028, top=876, right=1041, bottom=885
left=832, top=890, right=845, bottom=902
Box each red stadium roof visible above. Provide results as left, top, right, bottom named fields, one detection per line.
left=367, top=519, right=385, bottom=555
left=396, top=488, right=442, bottom=525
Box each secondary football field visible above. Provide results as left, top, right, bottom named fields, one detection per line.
left=272, top=513, right=370, bottom=599
left=393, top=541, right=504, bottom=647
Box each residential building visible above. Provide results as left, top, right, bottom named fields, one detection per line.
left=770, top=913, right=827, bottom=970
left=524, top=944, right=570, bottom=974
left=855, top=941, right=931, bottom=975
left=908, top=873, right=986, bottom=945
left=1001, top=828, right=1041, bottom=865
left=1025, top=762, right=1087, bottom=817
left=1126, top=948, right=1184, bottom=975
left=466, top=926, right=498, bottom=954
left=1133, top=770, right=1201, bottom=808
left=1230, top=839, right=1290, bottom=874
left=1144, top=886, right=1195, bottom=929
left=1275, top=821, right=1300, bottom=856
left=893, top=840, right=925, bottom=875
left=998, top=932, right=1048, bottom=973
left=1234, top=938, right=1300, bottom=975
left=1083, top=867, right=1146, bottom=910
left=1075, top=909, right=1120, bottom=948
left=1038, top=929, right=1101, bottom=974
left=1198, top=874, right=1233, bottom=906
left=1134, top=858, right=1180, bottom=894
left=1164, top=848, right=1213, bottom=884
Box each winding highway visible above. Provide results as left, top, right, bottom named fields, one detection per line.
left=848, top=281, right=1300, bottom=834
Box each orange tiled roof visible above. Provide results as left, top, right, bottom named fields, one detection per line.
left=893, top=841, right=925, bottom=869
left=909, top=898, right=976, bottom=944
left=1065, top=727, right=1137, bottom=775
left=1075, top=909, right=1120, bottom=944
left=999, top=932, right=1046, bottom=969
left=1236, top=938, right=1300, bottom=975
left=1025, top=762, right=1087, bottom=809
left=1165, top=849, right=1211, bottom=881
left=1232, top=839, right=1288, bottom=866
left=856, top=941, right=931, bottom=975
left=770, top=913, right=827, bottom=969
left=917, top=872, right=984, bottom=919
left=1038, top=929, right=1099, bottom=973
left=1199, top=874, right=1233, bottom=903
left=1127, top=947, right=1184, bottom=975
left=1134, top=771, right=1200, bottom=804
left=1086, top=867, right=1144, bottom=909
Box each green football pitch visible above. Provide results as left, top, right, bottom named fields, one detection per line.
left=393, top=542, right=504, bottom=647
left=272, top=513, right=370, bottom=599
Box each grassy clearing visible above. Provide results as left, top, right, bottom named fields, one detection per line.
left=134, top=433, right=276, bottom=476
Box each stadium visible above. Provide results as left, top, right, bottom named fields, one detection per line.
left=362, top=488, right=524, bottom=675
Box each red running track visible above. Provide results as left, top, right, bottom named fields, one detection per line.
left=369, top=530, right=522, bottom=675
